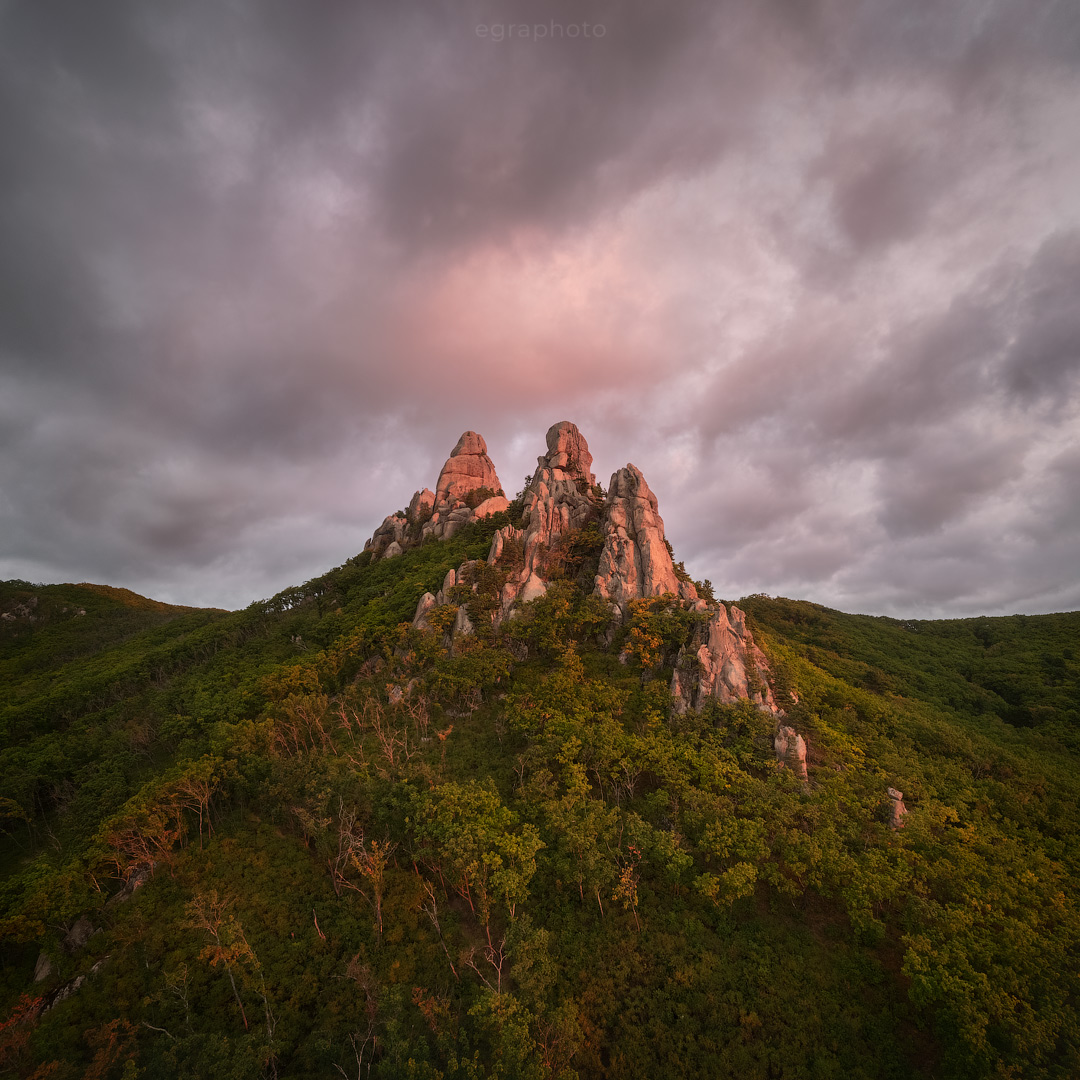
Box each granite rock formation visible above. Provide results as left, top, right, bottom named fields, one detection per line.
left=670, top=602, right=780, bottom=715
left=485, top=420, right=603, bottom=619
left=364, top=431, right=507, bottom=559
left=368, top=421, right=786, bottom=716
left=594, top=464, right=700, bottom=615
left=436, top=431, right=500, bottom=504
left=887, top=787, right=908, bottom=829
left=774, top=725, right=809, bottom=782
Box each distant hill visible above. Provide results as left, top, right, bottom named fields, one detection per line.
left=1, top=424, right=1077, bottom=1080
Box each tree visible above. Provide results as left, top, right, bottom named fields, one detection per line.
left=415, top=781, right=544, bottom=933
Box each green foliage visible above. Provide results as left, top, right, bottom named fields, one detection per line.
left=2, top=564, right=1079, bottom=1079
left=541, top=524, right=607, bottom=590
left=624, top=594, right=707, bottom=672
left=502, top=582, right=610, bottom=661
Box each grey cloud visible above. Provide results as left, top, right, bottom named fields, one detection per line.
left=1005, top=230, right=1080, bottom=401
left=1, top=0, right=1078, bottom=614
left=829, top=137, right=950, bottom=253
left=875, top=431, right=1027, bottom=539
left=816, top=280, right=1011, bottom=449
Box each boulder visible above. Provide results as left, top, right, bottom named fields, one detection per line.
left=64, top=917, right=95, bottom=953
left=413, top=592, right=437, bottom=630
left=519, top=572, right=548, bottom=604
left=774, top=725, right=808, bottom=781
left=473, top=495, right=510, bottom=519
left=34, top=951, right=52, bottom=982
left=365, top=513, right=408, bottom=557
left=887, top=787, right=908, bottom=829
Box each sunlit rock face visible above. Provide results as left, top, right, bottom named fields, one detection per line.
left=887, top=787, right=908, bottom=829
left=487, top=421, right=604, bottom=618
left=701, top=605, right=778, bottom=711
left=522, top=420, right=599, bottom=551
left=594, top=463, right=697, bottom=616
left=669, top=602, right=782, bottom=717
left=364, top=430, right=506, bottom=557
left=381, top=420, right=787, bottom=716
left=434, top=431, right=501, bottom=506
left=364, top=512, right=408, bottom=559
left=409, top=488, right=435, bottom=521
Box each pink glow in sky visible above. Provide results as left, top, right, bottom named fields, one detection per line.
left=1, top=0, right=1078, bottom=616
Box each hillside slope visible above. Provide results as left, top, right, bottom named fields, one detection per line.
left=1, top=430, right=1078, bottom=1080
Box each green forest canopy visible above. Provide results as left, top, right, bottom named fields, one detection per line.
left=1, top=515, right=1079, bottom=1079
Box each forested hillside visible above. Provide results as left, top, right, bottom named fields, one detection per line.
left=2, top=513, right=1079, bottom=1079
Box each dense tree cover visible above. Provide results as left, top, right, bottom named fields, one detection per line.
left=1, top=534, right=1078, bottom=1079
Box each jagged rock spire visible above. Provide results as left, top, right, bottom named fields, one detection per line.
left=435, top=431, right=501, bottom=504
left=364, top=430, right=509, bottom=557
left=594, top=463, right=697, bottom=616
left=542, top=420, right=596, bottom=485
left=387, top=419, right=786, bottom=719
left=484, top=421, right=604, bottom=618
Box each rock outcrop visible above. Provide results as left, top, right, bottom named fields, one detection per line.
left=364, top=420, right=786, bottom=716
left=887, top=787, right=908, bottom=829
left=365, top=512, right=409, bottom=560
left=486, top=421, right=603, bottom=619
left=436, top=431, right=501, bottom=504
left=774, top=725, right=809, bottom=782
left=669, top=602, right=781, bottom=715
left=595, top=464, right=698, bottom=616
left=364, top=431, right=507, bottom=559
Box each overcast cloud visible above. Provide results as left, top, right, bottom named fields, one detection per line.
left=1, top=0, right=1078, bottom=616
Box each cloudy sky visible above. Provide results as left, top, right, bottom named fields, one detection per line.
left=1, top=0, right=1078, bottom=617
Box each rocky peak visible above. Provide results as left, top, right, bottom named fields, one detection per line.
left=594, top=463, right=697, bottom=617
left=364, top=430, right=508, bottom=557
left=543, top=420, right=596, bottom=486
left=520, top=422, right=600, bottom=555
left=378, top=419, right=788, bottom=721
left=483, top=422, right=605, bottom=619
left=435, top=431, right=501, bottom=505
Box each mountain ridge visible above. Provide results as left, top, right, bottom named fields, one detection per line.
left=0, top=422, right=1078, bottom=1080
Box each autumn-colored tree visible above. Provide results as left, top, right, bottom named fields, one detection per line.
left=82, top=1019, right=137, bottom=1080
left=100, top=784, right=186, bottom=880
left=0, top=993, right=44, bottom=1073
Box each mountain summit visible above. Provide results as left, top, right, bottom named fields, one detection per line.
left=366, top=421, right=780, bottom=715
left=3, top=425, right=1078, bottom=1080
